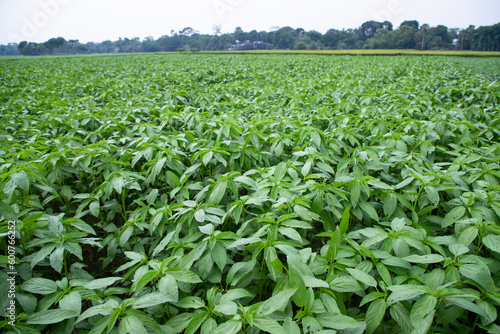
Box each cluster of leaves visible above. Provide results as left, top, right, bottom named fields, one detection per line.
left=0, top=54, right=500, bottom=333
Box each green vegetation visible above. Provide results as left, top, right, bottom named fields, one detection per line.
left=1, top=54, right=500, bottom=333
left=2, top=20, right=500, bottom=56
left=160, top=50, right=500, bottom=57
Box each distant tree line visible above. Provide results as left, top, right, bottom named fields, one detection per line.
left=2, top=20, right=500, bottom=56
left=1, top=37, right=89, bottom=56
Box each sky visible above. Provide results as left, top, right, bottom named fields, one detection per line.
left=0, top=0, right=499, bottom=44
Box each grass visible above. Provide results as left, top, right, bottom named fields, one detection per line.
left=3, top=50, right=500, bottom=60
left=157, top=49, right=500, bottom=57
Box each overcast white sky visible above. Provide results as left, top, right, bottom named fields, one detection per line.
left=0, top=0, right=499, bottom=44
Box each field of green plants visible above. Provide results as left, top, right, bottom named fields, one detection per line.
left=1, top=54, right=500, bottom=334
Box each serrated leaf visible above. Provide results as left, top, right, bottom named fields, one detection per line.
left=89, top=200, right=100, bottom=217
left=119, top=315, right=148, bottom=334
left=16, top=293, right=37, bottom=313
left=166, top=267, right=202, bottom=283
left=199, top=223, right=214, bottom=235
left=366, top=298, right=386, bottom=334
left=22, top=278, right=58, bottom=295
left=152, top=231, right=175, bottom=257
left=449, top=243, right=469, bottom=257
left=424, top=186, right=440, bottom=206
left=76, top=300, right=117, bottom=323
left=330, top=275, right=364, bottom=292
left=219, top=289, right=252, bottom=304
left=483, top=234, right=500, bottom=254
left=390, top=302, right=414, bottom=333
left=135, top=270, right=159, bottom=294
left=0, top=201, right=17, bottom=221
left=185, top=311, right=208, bottom=334
left=146, top=189, right=159, bottom=205
left=59, top=291, right=82, bottom=314
left=411, top=310, right=435, bottom=334
left=279, top=226, right=303, bottom=243
left=359, top=201, right=379, bottom=222
left=207, top=180, right=227, bottom=205
left=252, top=314, right=287, bottom=334
left=317, top=161, right=334, bottom=174
left=410, top=295, right=437, bottom=326
left=194, top=209, right=206, bottom=223
left=339, top=207, right=350, bottom=235
left=442, top=206, right=466, bottom=228
left=158, top=275, right=179, bottom=302
left=403, top=254, right=444, bottom=264
left=134, top=292, right=175, bottom=309
left=446, top=297, right=488, bottom=319
left=49, top=246, right=64, bottom=273
left=316, top=312, right=360, bottom=330
left=203, top=151, right=213, bottom=166
left=294, top=205, right=317, bottom=221
left=367, top=179, right=393, bottom=190
left=395, top=177, right=415, bottom=189
left=214, top=301, right=238, bottom=315
left=83, top=277, right=122, bottom=290
left=275, top=162, right=287, bottom=180
left=302, top=275, right=329, bottom=288
left=383, top=193, right=397, bottom=217
left=65, top=239, right=83, bottom=260
left=177, top=296, right=205, bottom=309
left=212, top=320, right=242, bottom=334
left=258, top=288, right=296, bottom=315
left=458, top=226, right=478, bottom=246
left=234, top=176, right=257, bottom=189
left=459, top=264, right=496, bottom=293
left=387, top=286, right=426, bottom=304
left=351, top=181, right=360, bottom=207
left=302, top=160, right=312, bottom=177
left=201, top=317, right=217, bottom=334
left=211, top=242, right=227, bottom=270
left=347, top=268, right=377, bottom=287
left=28, top=309, right=78, bottom=325
left=12, top=171, right=30, bottom=191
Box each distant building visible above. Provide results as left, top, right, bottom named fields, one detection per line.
left=229, top=40, right=267, bottom=51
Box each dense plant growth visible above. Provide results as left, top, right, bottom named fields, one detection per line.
left=3, top=20, right=500, bottom=56
left=1, top=54, right=500, bottom=333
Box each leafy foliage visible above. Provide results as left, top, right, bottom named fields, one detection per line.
left=1, top=54, right=500, bottom=333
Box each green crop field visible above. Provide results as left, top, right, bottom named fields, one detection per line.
left=1, top=54, right=500, bottom=334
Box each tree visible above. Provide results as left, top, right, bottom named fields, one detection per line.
left=401, top=20, right=419, bottom=30
left=294, top=42, right=307, bottom=50
left=233, top=27, right=246, bottom=42
left=55, top=37, right=66, bottom=48
left=44, top=38, right=59, bottom=53
left=382, top=21, right=393, bottom=31
left=0, top=43, right=20, bottom=56
left=458, top=25, right=475, bottom=50
left=18, top=41, right=28, bottom=52
left=419, top=24, right=430, bottom=50
left=275, top=27, right=297, bottom=49
left=361, top=21, right=383, bottom=40
left=434, top=25, right=451, bottom=43
left=73, top=44, right=88, bottom=53
left=321, top=29, right=339, bottom=48
left=306, top=30, right=322, bottom=42
left=6, top=21, right=500, bottom=56
left=395, top=25, right=416, bottom=49
left=179, top=27, right=196, bottom=37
